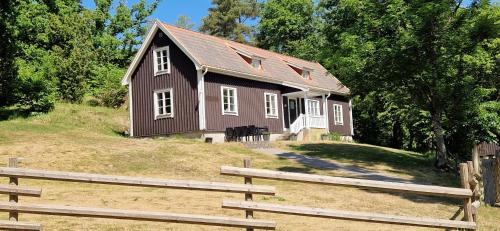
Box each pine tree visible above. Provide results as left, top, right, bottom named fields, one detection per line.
left=200, top=0, right=259, bottom=43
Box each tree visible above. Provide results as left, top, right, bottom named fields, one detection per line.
left=175, top=15, right=195, bottom=30
left=257, top=0, right=322, bottom=61
left=0, top=0, right=19, bottom=107
left=11, top=0, right=158, bottom=105
left=321, top=0, right=499, bottom=168
left=200, top=0, right=259, bottom=43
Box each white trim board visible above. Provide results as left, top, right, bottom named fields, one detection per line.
left=122, top=20, right=202, bottom=85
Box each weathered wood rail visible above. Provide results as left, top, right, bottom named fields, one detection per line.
left=221, top=166, right=472, bottom=198
left=0, top=167, right=275, bottom=195
left=0, top=202, right=275, bottom=229
left=1, top=157, right=276, bottom=230
left=221, top=160, right=481, bottom=230
left=0, top=220, right=41, bottom=230
left=222, top=200, right=476, bottom=230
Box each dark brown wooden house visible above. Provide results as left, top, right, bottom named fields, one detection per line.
left=122, top=20, right=353, bottom=142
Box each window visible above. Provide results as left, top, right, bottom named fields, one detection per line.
left=333, top=104, right=344, bottom=125
left=154, top=89, right=173, bottom=119
left=221, top=86, right=238, bottom=115
left=302, top=70, right=310, bottom=79
left=264, top=93, right=278, bottom=118
left=252, top=58, right=262, bottom=69
left=307, top=100, right=320, bottom=116
left=153, top=46, right=170, bottom=75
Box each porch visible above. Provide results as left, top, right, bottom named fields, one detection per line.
left=283, top=91, right=329, bottom=134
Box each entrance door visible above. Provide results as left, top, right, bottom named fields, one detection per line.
left=289, top=98, right=298, bottom=124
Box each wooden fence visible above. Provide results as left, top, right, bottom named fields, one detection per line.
left=221, top=160, right=481, bottom=230
left=0, top=156, right=484, bottom=230
left=473, top=143, right=500, bottom=206
left=0, top=157, right=277, bottom=230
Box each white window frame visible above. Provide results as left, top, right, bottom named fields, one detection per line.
left=153, top=46, right=171, bottom=76
left=221, top=86, right=238, bottom=116
left=264, top=93, right=278, bottom=119
left=252, top=58, right=262, bottom=69
left=302, top=70, right=310, bottom=79
left=153, top=88, right=174, bottom=119
left=333, top=104, right=344, bottom=125
left=307, top=99, right=321, bottom=117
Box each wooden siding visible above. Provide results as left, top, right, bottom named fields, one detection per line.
left=478, top=142, right=500, bottom=157
left=131, top=30, right=199, bottom=137
left=327, top=95, right=352, bottom=136
left=204, top=72, right=284, bottom=133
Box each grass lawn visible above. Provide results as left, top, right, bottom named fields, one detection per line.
left=0, top=103, right=498, bottom=230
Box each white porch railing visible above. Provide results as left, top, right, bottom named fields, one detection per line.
left=290, top=114, right=326, bottom=134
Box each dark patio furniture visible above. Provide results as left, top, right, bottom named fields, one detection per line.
left=225, top=127, right=236, bottom=142
left=248, top=125, right=259, bottom=141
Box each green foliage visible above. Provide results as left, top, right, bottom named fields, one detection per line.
left=257, top=0, right=323, bottom=60
left=175, top=15, right=195, bottom=30
left=328, top=132, right=341, bottom=141
left=200, top=0, right=259, bottom=43
left=320, top=0, right=499, bottom=167
left=16, top=58, right=56, bottom=113
left=0, top=0, right=19, bottom=107
left=90, top=64, right=127, bottom=108
left=2, top=0, right=159, bottom=113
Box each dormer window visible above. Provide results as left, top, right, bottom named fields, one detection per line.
left=284, top=60, right=313, bottom=80
left=228, top=45, right=264, bottom=70
left=252, top=58, right=262, bottom=69
left=302, top=70, right=310, bottom=79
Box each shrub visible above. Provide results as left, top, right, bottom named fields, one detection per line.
left=90, top=64, right=127, bottom=108
left=328, top=132, right=341, bottom=141
left=16, top=59, right=56, bottom=113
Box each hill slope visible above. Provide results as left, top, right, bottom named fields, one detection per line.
left=0, top=103, right=497, bottom=230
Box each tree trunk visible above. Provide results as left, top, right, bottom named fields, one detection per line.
left=432, top=109, right=448, bottom=168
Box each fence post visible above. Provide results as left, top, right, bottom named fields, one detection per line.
left=8, top=157, right=19, bottom=222
left=244, top=158, right=254, bottom=231
left=472, top=145, right=480, bottom=176
left=459, top=163, right=473, bottom=222
left=467, top=161, right=480, bottom=222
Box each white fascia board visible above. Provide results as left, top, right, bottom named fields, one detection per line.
left=121, top=21, right=160, bottom=85
left=157, top=21, right=202, bottom=69
left=121, top=19, right=203, bottom=85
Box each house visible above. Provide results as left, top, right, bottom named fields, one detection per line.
left=121, top=19, right=353, bottom=142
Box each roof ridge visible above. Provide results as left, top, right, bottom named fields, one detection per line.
left=162, top=22, right=320, bottom=66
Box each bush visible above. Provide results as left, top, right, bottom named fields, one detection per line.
left=328, top=132, right=341, bottom=141
left=90, top=64, right=127, bottom=108
left=16, top=59, right=56, bottom=113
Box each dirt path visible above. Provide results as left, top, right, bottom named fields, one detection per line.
left=255, top=148, right=412, bottom=183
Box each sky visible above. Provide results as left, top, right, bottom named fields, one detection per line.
left=81, top=0, right=484, bottom=30
left=82, top=0, right=214, bottom=30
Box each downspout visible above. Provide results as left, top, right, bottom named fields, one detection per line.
left=349, top=99, right=354, bottom=137
left=197, top=65, right=208, bottom=130
left=325, top=93, right=331, bottom=132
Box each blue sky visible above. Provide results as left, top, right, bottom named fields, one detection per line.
left=82, top=0, right=214, bottom=30
left=81, top=0, right=482, bottom=30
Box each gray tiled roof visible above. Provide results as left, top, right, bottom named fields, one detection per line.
left=163, top=23, right=349, bottom=94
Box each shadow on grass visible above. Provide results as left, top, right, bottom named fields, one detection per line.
left=289, top=143, right=432, bottom=169
left=282, top=142, right=460, bottom=206
left=0, top=107, right=31, bottom=121
left=277, top=166, right=314, bottom=174
left=112, top=129, right=129, bottom=137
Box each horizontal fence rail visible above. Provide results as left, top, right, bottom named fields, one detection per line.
left=0, top=167, right=275, bottom=195
left=0, top=185, right=41, bottom=197
left=0, top=202, right=276, bottom=230
left=0, top=220, right=41, bottom=230
left=221, top=166, right=472, bottom=198
left=222, top=200, right=476, bottom=230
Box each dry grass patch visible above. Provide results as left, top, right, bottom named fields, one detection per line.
left=0, top=103, right=497, bottom=230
